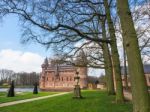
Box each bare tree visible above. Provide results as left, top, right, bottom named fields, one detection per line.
left=0, top=69, right=14, bottom=85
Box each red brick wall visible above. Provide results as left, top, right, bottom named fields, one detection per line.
left=39, top=66, right=88, bottom=90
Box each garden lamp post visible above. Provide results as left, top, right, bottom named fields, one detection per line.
left=73, top=71, right=82, bottom=99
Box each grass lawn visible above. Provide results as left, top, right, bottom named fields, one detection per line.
left=0, top=90, right=132, bottom=112
left=0, top=91, right=58, bottom=104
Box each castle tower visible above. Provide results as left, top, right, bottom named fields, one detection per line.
left=76, top=50, right=88, bottom=89
left=40, top=58, right=49, bottom=89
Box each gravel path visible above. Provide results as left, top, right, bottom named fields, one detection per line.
left=0, top=92, right=70, bottom=108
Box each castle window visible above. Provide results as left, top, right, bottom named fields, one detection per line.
left=47, top=77, right=48, bottom=81
left=62, top=77, right=63, bottom=81
left=70, top=77, right=72, bottom=81
left=52, top=77, right=54, bottom=81
left=66, top=77, right=68, bottom=81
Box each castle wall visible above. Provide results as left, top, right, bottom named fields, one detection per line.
left=40, top=66, right=88, bottom=91
left=44, top=70, right=75, bottom=88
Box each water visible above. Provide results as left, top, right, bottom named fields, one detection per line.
left=0, top=88, right=36, bottom=92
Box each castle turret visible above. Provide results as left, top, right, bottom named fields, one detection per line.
left=40, top=57, right=49, bottom=89
left=42, top=57, right=49, bottom=69
left=75, top=50, right=88, bottom=89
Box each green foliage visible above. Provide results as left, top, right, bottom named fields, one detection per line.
left=0, top=91, right=132, bottom=112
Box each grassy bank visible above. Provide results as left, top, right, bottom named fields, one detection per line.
left=0, top=90, right=132, bottom=112
left=0, top=92, right=58, bottom=104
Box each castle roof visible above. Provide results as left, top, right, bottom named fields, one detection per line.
left=44, top=62, right=76, bottom=72
left=46, top=66, right=75, bottom=71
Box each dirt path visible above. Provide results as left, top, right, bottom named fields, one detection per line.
left=0, top=92, right=70, bottom=108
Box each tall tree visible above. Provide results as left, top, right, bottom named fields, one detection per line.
left=101, top=19, right=115, bottom=95
left=104, top=0, right=124, bottom=102
left=117, top=0, right=150, bottom=112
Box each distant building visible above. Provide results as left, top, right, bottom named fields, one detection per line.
left=121, top=65, right=150, bottom=87
left=39, top=51, right=88, bottom=91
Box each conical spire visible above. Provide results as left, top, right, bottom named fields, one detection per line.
left=44, top=57, right=49, bottom=67
left=75, top=49, right=88, bottom=66
left=42, top=57, right=49, bottom=67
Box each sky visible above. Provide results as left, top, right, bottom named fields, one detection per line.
left=0, top=15, right=103, bottom=76
left=0, top=1, right=148, bottom=76
left=0, top=15, right=52, bottom=73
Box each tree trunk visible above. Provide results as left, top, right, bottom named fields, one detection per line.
left=104, top=0, right=124, bottom=103
left=101, top=20, right=115, bottom=95
left=117, top=0, right=150, bottom=112
left=123, top=41, right=129, bottom=90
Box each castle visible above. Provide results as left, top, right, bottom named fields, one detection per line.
left=39, top=52, right=88, bottom=91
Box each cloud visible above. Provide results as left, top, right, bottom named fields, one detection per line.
left=0, top=49, right=44, bottom=72
left=142, top=55, right=150, bottom=64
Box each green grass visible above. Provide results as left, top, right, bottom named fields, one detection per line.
left=0, top=91, right=57, bottom=103
left=0, top=90, right=132, bottom=112
left=0, top=92, right=6, bottom=97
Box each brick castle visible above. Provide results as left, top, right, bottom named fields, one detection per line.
left=39, top=52, right=88, bottom=91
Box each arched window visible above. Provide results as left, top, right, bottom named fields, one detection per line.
left=62, top=77, right=63, bottom=81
